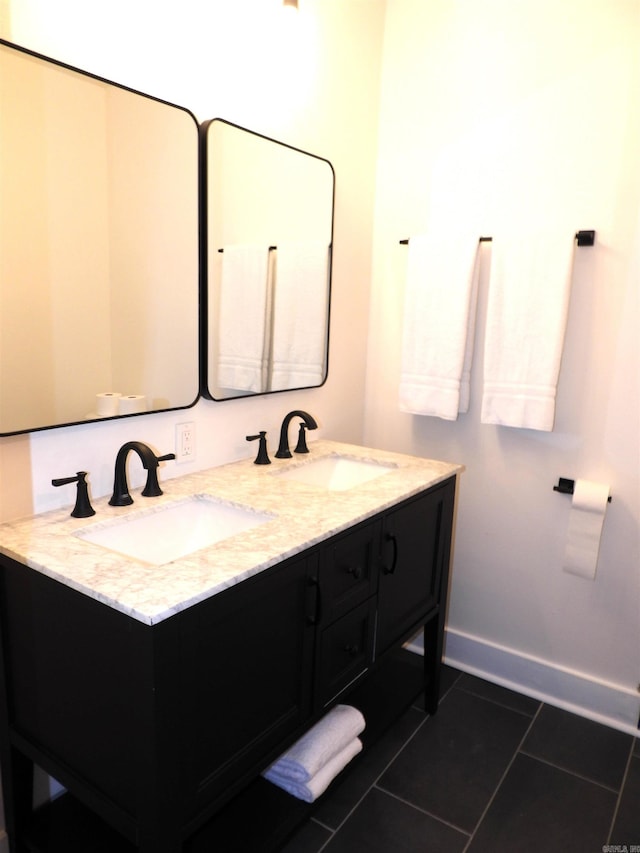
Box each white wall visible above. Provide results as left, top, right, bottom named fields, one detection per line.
left=366, top=0, right=640, bottom=733
left=0, top=0, right=386, bottom=519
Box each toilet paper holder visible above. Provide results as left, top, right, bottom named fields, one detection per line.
left=553, top=477, right=611, bottom=502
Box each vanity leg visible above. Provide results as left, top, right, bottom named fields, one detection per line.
left=2, top=748, right=34, bottom=853
left=423, top=616, right=444, bottom=715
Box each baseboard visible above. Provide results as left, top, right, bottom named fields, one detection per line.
left=408, top=628, right=640, bottom=736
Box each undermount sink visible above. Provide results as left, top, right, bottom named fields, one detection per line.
left=275, top=455, right=396, bottom=491
left=75, top=496, right=272, bottom=565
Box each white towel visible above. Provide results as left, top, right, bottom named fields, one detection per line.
left=263, top=737, right=362, bottom=803
left=270, top=241, right=330, bottom=391
left=481, top=231, right=575, bottom=431
left=399, top=233, right=480, bottom=420
left=217, top=244, right=270, bottom=393
left=262, top=704, right=365, bottom=784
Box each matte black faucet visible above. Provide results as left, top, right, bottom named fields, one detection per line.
left=275, top=411, right=318, bottom=459
left=246, top=431, right=271, bottom=465
left=109, top=441, right=176, bottom=506
left=52, top=471, right=96, bottom=518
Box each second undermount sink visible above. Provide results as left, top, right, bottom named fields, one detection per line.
left=275, top=455, right=397, bottom=491
left=75, top=496, right=272, bottom=566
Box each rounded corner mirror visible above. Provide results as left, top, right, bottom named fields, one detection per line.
left=0, top=39, right=200, bottom=436
left=202, top=118, right=334, bottom=401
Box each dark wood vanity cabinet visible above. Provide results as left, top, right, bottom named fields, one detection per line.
left=0, top=476, right=456, bottom=853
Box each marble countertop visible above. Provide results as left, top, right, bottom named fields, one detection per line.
left=0, top=441, right=462, bottom=625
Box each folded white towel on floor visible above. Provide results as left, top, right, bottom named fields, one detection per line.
left=217, top=244, right=271, bottom=393
left=263, top=737, right=363, bottom=803
left=481, top=230, right=575, bottom=431
left=263, top=704, right=365, bottom=784
left=271, top=241, right=330, bottom=391
left=399, top=232, right=481, bottom=420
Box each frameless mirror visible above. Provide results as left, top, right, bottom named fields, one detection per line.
left=202, top=118, right=334, bottom=400
left=0, top=39, right=200, bottom=435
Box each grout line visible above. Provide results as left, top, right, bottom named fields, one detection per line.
left=309, top=816, right=334, bottom=833
left=453, top=683, right=542, bottom=719
left=461, top=700, right=543, bottom=852
left=373, top=784, right=472, bottom=839
left=604, top=740, right=636, bottom=844
left=518, top=748, right=625, bottom=795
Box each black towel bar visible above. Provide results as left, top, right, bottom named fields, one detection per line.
left=553, top=477, right=611, bottom=502
left=398, top=236, right=492, bottom=245
left=399, top=231, right=595, bottom=246
left=218, top=245, right=277, bottom=253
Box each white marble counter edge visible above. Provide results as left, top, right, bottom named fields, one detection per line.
left=0, top=441, right=463, bottom=625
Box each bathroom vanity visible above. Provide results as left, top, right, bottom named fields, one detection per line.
left=0, top=441, right=461, bottom=852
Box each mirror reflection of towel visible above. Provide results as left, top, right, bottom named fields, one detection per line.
left=217, top=244, right=271, bottom=393
left=271, top=241, right=329, bottom=391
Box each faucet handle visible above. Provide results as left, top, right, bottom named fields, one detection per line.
left=141, top=451, right=176, bottom=497
left=246, top=432, right=271, bottom=465
left=294, top=424, right=310, bottom=454
left=52, top=471, right=96, bottom=518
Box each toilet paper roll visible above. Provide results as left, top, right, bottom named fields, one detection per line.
left=118, top=394, right=147, bottom=415
left=563, top=479, right=610, bottom=580
left=96, top=392, right=121, bottom=417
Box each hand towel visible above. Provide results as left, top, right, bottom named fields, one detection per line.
left=481, top=230, right=575, bottom=431
left=263, top=737, right=362, bottom=803
left=270, top=241, right=330, bottom=391
left=216, top=244, right=270, bottom=393
left=262, top=704, right=365, bottom=784
left=563, top=479, right=610, bottom=579
left=399, top=233, right=480, bottom=420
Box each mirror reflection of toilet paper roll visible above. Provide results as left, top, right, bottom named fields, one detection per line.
left=118, top=395, right=147, bottom=415
left=96, top=392, right=121, bottom=417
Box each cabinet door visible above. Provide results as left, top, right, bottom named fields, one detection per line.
left=179, top=554, right=316, bottom=820
left=376, top=479, right=455, bottom=656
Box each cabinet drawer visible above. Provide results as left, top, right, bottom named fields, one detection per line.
left=316, top=597, right=376, bottom=707
left=320, top=521, right=379, bottom=624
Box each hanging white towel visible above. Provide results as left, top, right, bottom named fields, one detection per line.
left=270, top=241, right=330, bottom=391
left=216, top=244, right=271, bottom=393
left=481, top=230, right=575, bottom=431
left=399, top=233, right=481, bottom=420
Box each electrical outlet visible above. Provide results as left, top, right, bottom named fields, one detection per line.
left=175, top=422, right=195, bottom=463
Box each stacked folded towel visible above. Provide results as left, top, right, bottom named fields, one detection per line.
left=262, top=704, right=365, bottom=803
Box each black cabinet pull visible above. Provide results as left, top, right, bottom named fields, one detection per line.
left=346, top=564, right=363, bottom=580
left=343, top=644, right=359, bottom=656
left=306, top=577, right=322, bottom=625
left=382, top=533, right=398, bottom=575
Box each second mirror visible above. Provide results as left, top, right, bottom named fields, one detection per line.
left=201, top=118, right=334, bottom=401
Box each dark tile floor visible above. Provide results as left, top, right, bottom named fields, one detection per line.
left=280, top=667, right=640, bottom=853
